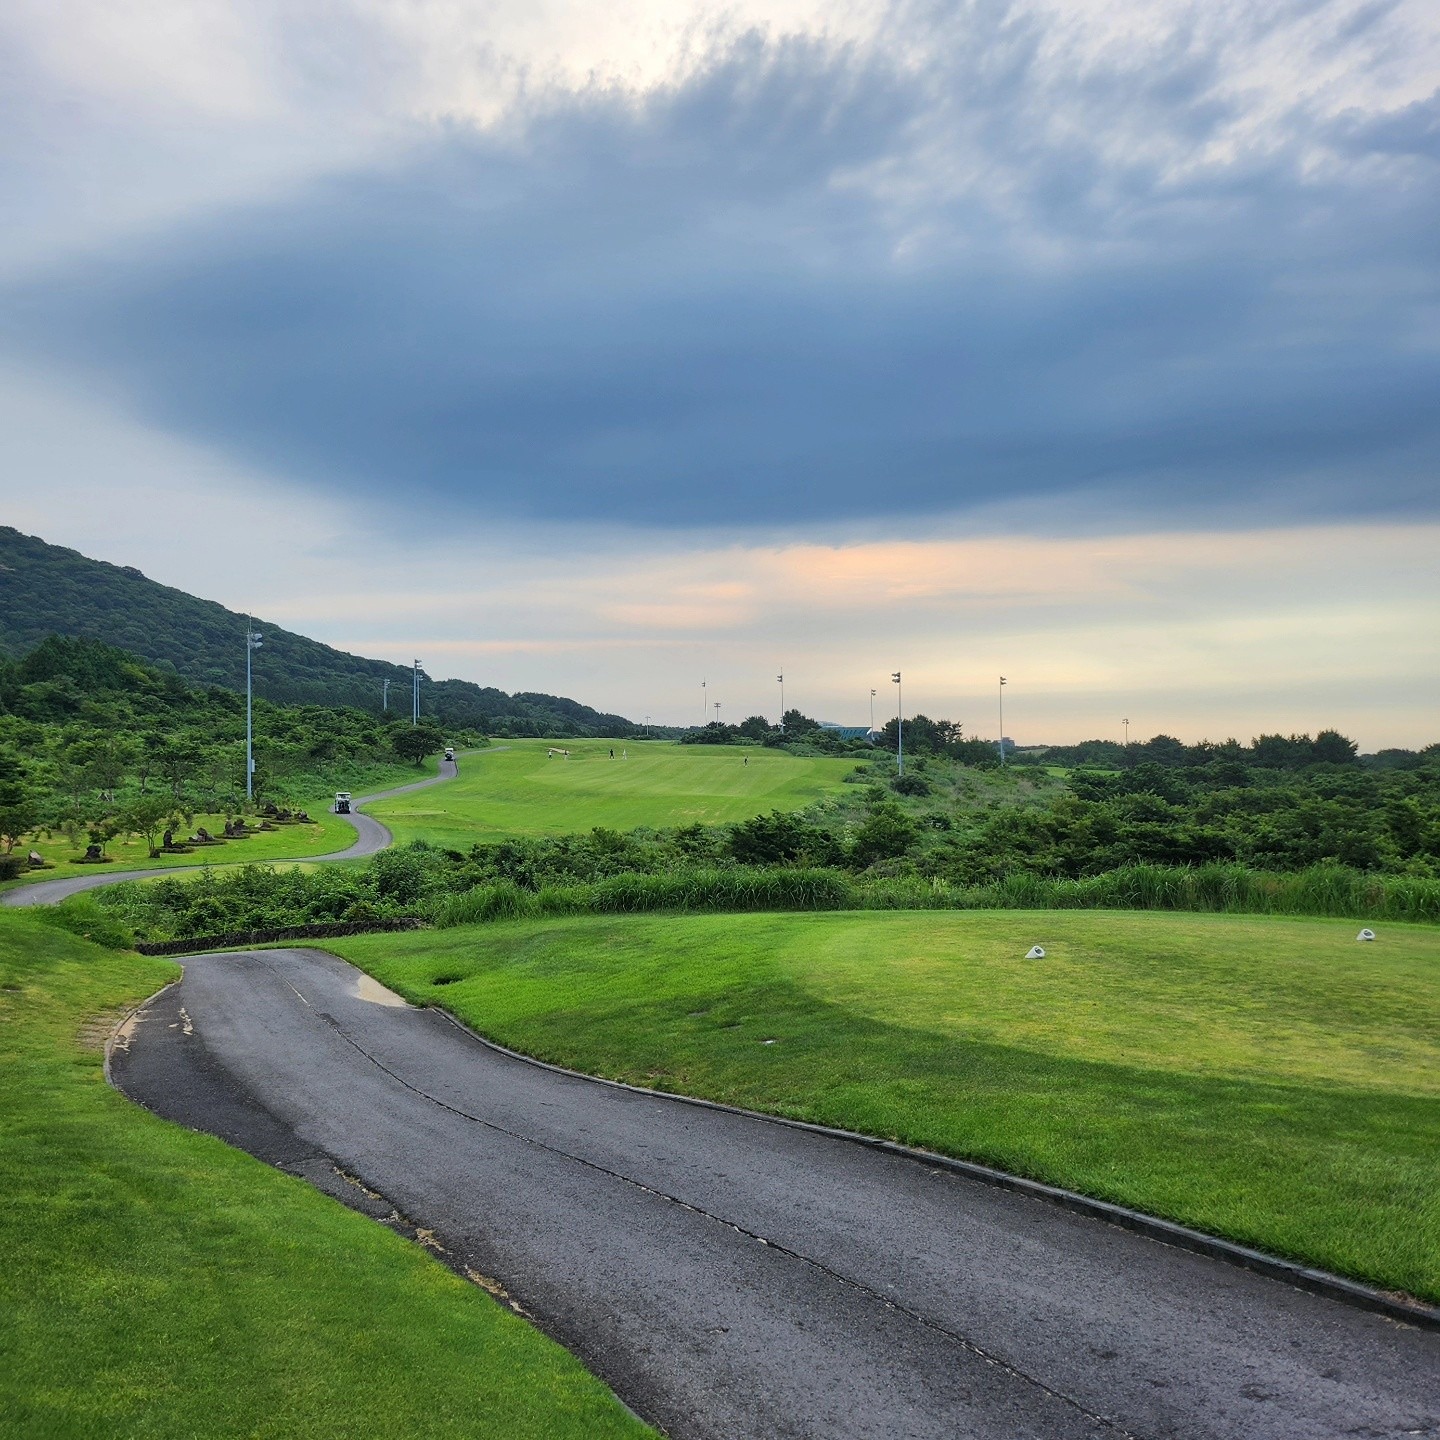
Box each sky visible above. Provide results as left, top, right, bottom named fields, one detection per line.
left=1, top=0, right=1437, bottom=746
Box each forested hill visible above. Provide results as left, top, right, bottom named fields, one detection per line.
left=0, top=527, right=635, bottom=737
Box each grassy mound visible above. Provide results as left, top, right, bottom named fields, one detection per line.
left=0, top=912, right=651, bottom=1438
left=366, top=739, right=856, bottom=847
left=332, top=908, right=1440, bottom=1302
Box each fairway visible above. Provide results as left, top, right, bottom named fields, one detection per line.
left=332, top=908, right=1440, bottom=1301
left=365, top=739, right=857, bottom=847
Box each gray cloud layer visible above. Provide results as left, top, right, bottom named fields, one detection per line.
left=6, top=0, right=1438, bottom=529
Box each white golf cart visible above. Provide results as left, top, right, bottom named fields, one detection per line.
left=333, top=792, right=353, bottom=815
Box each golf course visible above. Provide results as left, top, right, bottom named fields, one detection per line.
left=331, top=908, right=1440, bottom=1301
left=363, top=739, right=858, bottom=847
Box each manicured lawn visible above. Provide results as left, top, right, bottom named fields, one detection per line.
left=3, top=759, right=439, bottom=891
left=332, top=908, right=1440, bottom=1301
left=365, top=739, right=858, bottom=848
left=0, top=912, right=652, bottom=1439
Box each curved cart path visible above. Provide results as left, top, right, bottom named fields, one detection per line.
left=112, top=945, right=1439, bottom=1440
left=2, top=755, right=472, bottom=908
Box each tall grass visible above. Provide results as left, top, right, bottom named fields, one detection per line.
left=432, top=868, right=857, bottom=927
left=432, top=862, right=1440, bottom=928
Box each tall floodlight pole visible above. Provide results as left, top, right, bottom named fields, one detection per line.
left=892, top=672, right=903, bottom=776
left=645, top=714, right=652, bottom=738
left=777, top=672, right=785, bottom=730
left=245, top=619, right=262, bottom=800
left=701, top=679, right=707, bottom=726
left=412, top=660, right=421, bottom=726
left=870, top=688, right=876, bottom=736
left=1123, top=717, right=1129, bottom=751
left=714, top=701, right=722, bottom=725
left=998, top=676, right=1007, bottom=766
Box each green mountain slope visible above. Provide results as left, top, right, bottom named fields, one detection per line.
left=0, top=527, right=635, bottom=737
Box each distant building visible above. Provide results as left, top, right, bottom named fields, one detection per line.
left=818, top=723, right=877, bottom=743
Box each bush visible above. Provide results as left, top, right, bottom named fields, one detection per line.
left=33, top=895, right=136, bottom=950
left=434, top=867, right=857, bottom=927
left=891, top=773, right=932, bottom=797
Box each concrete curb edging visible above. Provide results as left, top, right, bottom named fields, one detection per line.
left=102, top=980, right=179, bottom=1089
left=426, top=1006, right=1440, bottom=1334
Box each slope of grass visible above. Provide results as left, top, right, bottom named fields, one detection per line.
left=332, top=909, right=1440, bottom=1301
left=367, top=739, right=857, bottom=847
left=0, top=911, right=652, bottom=1439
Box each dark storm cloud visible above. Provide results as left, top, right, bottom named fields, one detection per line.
left=5, top=4, right=1439, bottom=528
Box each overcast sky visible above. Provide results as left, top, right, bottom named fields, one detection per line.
left=2, top=0, right=1437, bottom=745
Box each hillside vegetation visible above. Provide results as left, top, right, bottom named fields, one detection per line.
left=0, top=526, right=636, bottom=735
left=0, top=634, right=454, bottom=878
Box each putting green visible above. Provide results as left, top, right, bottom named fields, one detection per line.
left=366, top=740, right=858, bottom=847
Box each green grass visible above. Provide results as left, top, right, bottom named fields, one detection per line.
left=0, top=911, right=652, bottom=1438
left=331, top=908, right=1440, bottom=1302
left=366, top=739, right=857, bottom=847
left=4, top=759, right=439, bottom=891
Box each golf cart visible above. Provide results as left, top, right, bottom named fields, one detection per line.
left=333, top=792, right=352, bottom=815
left=444, top=746, right=456, bottom=762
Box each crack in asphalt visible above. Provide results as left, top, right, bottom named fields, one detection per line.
left=257, top=953, right=1144, bottom=1440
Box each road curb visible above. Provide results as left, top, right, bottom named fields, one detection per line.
left=431, top=1008, right=1440, bottom=1334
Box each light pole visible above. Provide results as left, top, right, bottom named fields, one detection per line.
left=245, top=619, right=262, bottom=800
left=382, top=678, right=390, bottom=713
left=777, top=672, right=785, bottom=730
left=892, top=671, right=903, bottom=776
left=701, top=679, right=707, bottom=727
left=998, top=676, right=1007, bottom=766
left=1123, top=717, right=1129, bottom=750
left=412, top=660, right=421, bottom=726
left=869, top=688, right=876, bottom=737
left=644, top=714, right=652, bottom=738
left=714, top=701, right=722, bottom=725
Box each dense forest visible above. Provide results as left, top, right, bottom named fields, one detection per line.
left=0, top=527, right=638, bottom=736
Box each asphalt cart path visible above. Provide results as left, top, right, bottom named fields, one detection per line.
left=2, top=754, right=473, bottom=908
left=112, top=945, right=1439, bottom=1440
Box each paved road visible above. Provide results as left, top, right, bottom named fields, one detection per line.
left=112, top=945, right=1439, bottom=1440
left=2, top=757, right=464, bottom=908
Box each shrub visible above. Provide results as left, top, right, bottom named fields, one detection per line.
left=33, top=895, right=136, bottom=950
left=891, top=773, right=932, bottom=797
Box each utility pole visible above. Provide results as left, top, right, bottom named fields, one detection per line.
left=892, top=671, right=903, bottom=776
left=382, top=678, right=390, bottom=713
left=412, top=660, right=421, bottom=726
left=777, top=672, right=785, bottom=730
left=714, top=701, right=722, bottom=725
left=245, top=619, right=262, bottom=800
left=999, top=676, right=1007, bottom=766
